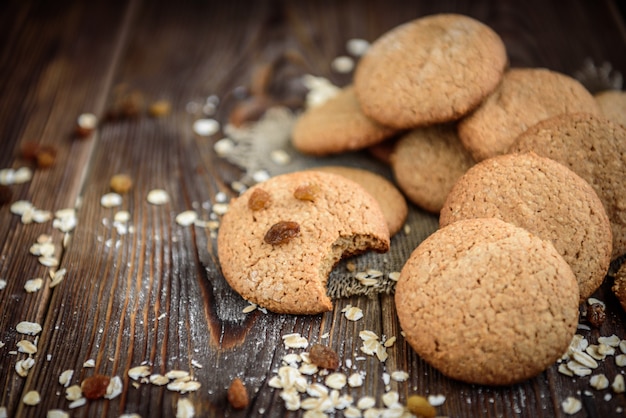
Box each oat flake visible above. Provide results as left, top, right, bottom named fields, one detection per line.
left=100, top=192, right=123, bottom=208
left=0, top=279, right=6, bottom=290
left=68, top=398, right=86, bottom=409
left=22, top=390, right=40, bottom=406
left=17, top=339, right=37, bottom=354
left=104, top=376, right=123, bottom=399
left=65, top=385, right=82, bottom=401
left=128, top=365, right=151, bottom=379
left=24, top=278, right=43, bottom=293
left=83, top=359, right=95, bottom=368
left=346, top=38, right=370, bottom=56
left=47, top=410, right=70, bottom=418
left=176, top=398, right=195, bottom=418
left=59, top=369, right=74, bottom=387
left=193, top=118, right=220, bottom=136
left=562, top=396, right=582, bottom=415
left=147, top=189, right=169, bottom=205
left=175, top=210, right=198, bottom=226
left=16, top=321, right=42, bottom=336
left=428, top=394, right=446, bottom=406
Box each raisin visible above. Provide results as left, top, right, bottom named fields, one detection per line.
left=586, top=303, right=606, bottom=328
left=248, top=188, right=271, bottom=211
left=293, top=182, right=320, bottom=202
left=81, top=374, right=111, bottom=400
left=227, top=378, right=249, bottom=409
left=35, top=146, right=57, bottom=169
left=264, top=221, right=300, bottom=245
left=309, top=344, right=339, bottom=370
left=110, top=173, right=133, bottom=194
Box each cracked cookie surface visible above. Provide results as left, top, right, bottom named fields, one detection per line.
left=395, top=218, right=579, bottom=385
left=440, top=152, right=612, bottom=300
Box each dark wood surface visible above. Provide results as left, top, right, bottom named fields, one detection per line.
left=1, top=1, right=626, bottom=417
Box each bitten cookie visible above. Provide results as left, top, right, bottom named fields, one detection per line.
left=395, top=217, right=579, bottom=385
left=390, top=123, right=475, bottom=213
left=510, top=112, right=626, bottom=258
left=458, top=68, right=600, bottom=161
left=291, top=85, right=398, bottom=156
left=311, top=166, right=408, bottom=237
left=595, top=89, right=626, bottom=128
left=354, top=13, right=507, bottom=129
left=217, top=170, right=390, bottom=314
left=440, top=152, right=612, bottom=300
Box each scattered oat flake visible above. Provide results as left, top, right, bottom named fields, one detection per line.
left=175, top=210, right=198, bottom=226
left=212, top=202, right=229, bottom=215
left=47, top=410, right=70, bottom=418
left=104, top=376, right=123, bottom=399
left=356, top=396, right=376, bottom=410
left=24, top=278, right=43, bottom=293
left=348, top=373, right=363, bottom=388
left=146, top=189, right=169, bottom=205
left=59, top=369, right=74, bottom=387
left=613, top=374, right=625, bottom=393
left=562, top=396, right=582, bottom=414
left=282, top=333, right=309, bottom=349
left=0, top=279, right=6, bottom=290
left=616, top=354, right=626, bottom=367
left=17, top=339, right=38, bottom=354
left=428, top=394, right=446, bottom=406
left=388, top=271, right=400, bottom=281
left=22, top=390, right=41, bottom=406
left=65, top=385, right=82, bottom=401
left=15, top=358, right=35, bottom=377
left=590, top=374, right=610, bottom=390
left=331, top=55, right=355, bottom=73
left=598, top=334, right=621, bottom=347
left=193, top=118, right=220, bottom=136
left=68, top=397, right=87, bottom=409
left=100, top=192, right=123, bottom=208
left=50, top=268, right=67, bottom=288
left=128, top=365, right=151, bottom=379
left=270, top=149, right=291, bottom=165
left=325, top=372, right=347, bottom=390
left=114, top=210, right=131, bottom=223
left=165, top=370, right=189, bottom=380
left=83, top=359, right=95, bottom=368
left=342, top=305, right=363, bottom=321
left=346, top=38, right=370, bottom=56
left=149, top=374, right=169, bottom=386
left=16, top=321, right=42, bottom=336
left=176, top=397, right=195, bottom=418
left=13, top=167, right=33, bottom=184
left=10, top=200, right=33, bottom=215
left=391, top=371, right=409, bottom=382
left=242, top=302, right=257, bottom=313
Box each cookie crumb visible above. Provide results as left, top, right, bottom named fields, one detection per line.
left=309, top=344, right=339, bottom=370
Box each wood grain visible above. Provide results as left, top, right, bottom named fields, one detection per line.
left=1, top=0, right=625, bottom=417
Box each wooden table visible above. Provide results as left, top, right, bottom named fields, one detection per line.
left=1, top=1, right=626, bottom=417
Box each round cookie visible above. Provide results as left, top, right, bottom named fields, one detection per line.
left=291, top=85, right=398, bottom=156
left=353, top=13, right=507, bottom=129
left=217, top=170, right=390, bottom=314
left=440, top=152, right=612, bottom=300
left=395, top=217, right=579, bottom=385
left=311, top=166, right=408, bottom=237
left=595, top=89, right=626, bottom=128
left=458, top=68, right=600, bottom=162
left=510, top=112, right=626, bottom=258
left=390, top=123, right=475, bottom=213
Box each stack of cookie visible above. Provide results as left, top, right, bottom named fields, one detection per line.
left=287, top=13, right=626, bottom=385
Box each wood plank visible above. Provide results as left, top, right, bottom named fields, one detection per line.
left=0, top=0, right=136, bottom=414
left=1, top=0, right=625, bottom=417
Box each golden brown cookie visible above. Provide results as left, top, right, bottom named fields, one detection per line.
left=311, top=166, right=408, bottom=237
left=390, top=124, right=475, bottom=213
left=291, top=85, right=397, bottom=156
left=458, top=68, right=600, bottom=161
left=595, top=89, right=626, bottom=128
left=217, top=170, right=390, bottom=314
left=354, top=13, right=507, bottom=129
left=510, top=112, right=626, bottom=258
left=440, top=152, right=612, bottom=300
left=395, top=217, right=579, bottom=385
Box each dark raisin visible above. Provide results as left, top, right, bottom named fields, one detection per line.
left=309, top=344, right=339, bottom=370
left=586, top=303, right=606, bottom=328
left=81, top=374, right=111, bottom=400
left=264, top=221, right=300, bottom=245
left=227, top=378, right=249, bottom=409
